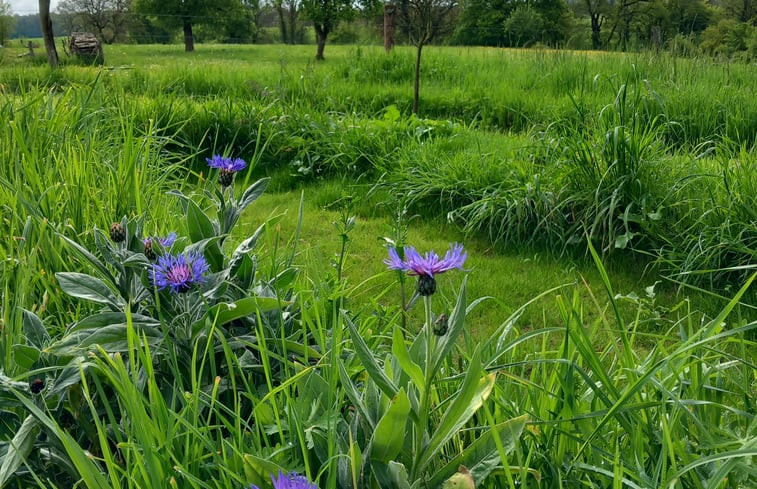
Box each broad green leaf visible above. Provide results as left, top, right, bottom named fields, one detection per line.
left=418, top=348, right=496, bottom=473
left=431, top=277, right=467, bottom=375
left=22, top=309, right=50, bottom=349
left=0, top=415, right=40, bottom=487
left=46, top=324, right=162, bottom=354
left=205, top=297, right=286, bottom=328
left=56, top=272, right=121, bottom=307
left=242, top=454, right=286, bottom=488
left=186, top=199, right=216, bottom=242
left=344, top=312, right=398, bottom=400
left=238, top=177, right=270, bottom=211
left=428, top=415, right=528, bottom=487
left=68, top=312, right=158, bottom=333
left=57, top=233, right=116, bottom=284
left=370, top=388, right=411, bottom=463
left=392, top=326, right=424, bottom=391
left=388, top=461, right=412, bottom=489
left=337, top=361, right=376, bottom=429
left=12, top=345, right=40, bottom=370
left=229, top=222, right=265, bottom=276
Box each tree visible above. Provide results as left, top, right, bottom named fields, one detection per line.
left=301, top=0, right=353, bottom=59
left=0, top=0, right=16, bottom=46
left=503, top=5, right=545, bottom=46
left=399, top=0, right=458, bottom=114
left=134, top=0, right=238, bottom=51
left=575, top=0, right=613, bottom=49
left=273, top=0, right=306, bottom=44
left=57, top=0, right=131, bottom=44
left=720, top=0, right=756, bottom=24
left=40, top=0, right=60, bottom=66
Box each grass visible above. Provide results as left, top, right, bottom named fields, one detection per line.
left=0, top=43, right=755, bottom=489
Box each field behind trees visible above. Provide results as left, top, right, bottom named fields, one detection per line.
left=0, top=44, right=755, bottom=488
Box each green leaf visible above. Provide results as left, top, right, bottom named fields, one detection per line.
left=392, top=326, right=425, bottom=391
left=431, top=277, right=467, bottom=375
left=370, top=388, right=411, bottom=463
left=68, top=312, right=158, bottom=332
left=344, top=312, right=398, bottom=401
left=22, top=309, right=50, bottom=349
left=12, top=345, right=40, bottom=370
left=242, top=454, right=286, bottom=488
left=0, top=415, right=40, bottom=487
left=388, top=461, right=412, bottom=489
left=418, top=348, right=496, bottom=474
left=206, top=297, right=286, bottom=327
left=55, top=272, right=122, bottom=307
left=238, top=178, right=270, bottom=212
left=57, top=232, right=116, bottom=285
left=46, top=324, right=162, bottom=355
left=337, top=361, right=376, bottom=429
left=229, top=223, right=265, bottom=276
left=186, top=199, right=216, bottom=242
left=428, top=415, right=528, bottom=487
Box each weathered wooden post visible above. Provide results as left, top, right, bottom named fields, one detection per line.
left=384, top=3, right=396, bottom=52
left=27, top=41, right=34, bottom=57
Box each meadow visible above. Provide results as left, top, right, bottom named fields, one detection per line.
left=0, top=42, right=755, bottom=488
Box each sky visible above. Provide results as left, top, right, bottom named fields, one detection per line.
left=8, top=0, right=60, bottom=14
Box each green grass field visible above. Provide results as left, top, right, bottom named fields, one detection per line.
left=0, top=43, right=755, bottom=489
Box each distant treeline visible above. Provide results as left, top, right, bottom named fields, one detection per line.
left=3, top=0, right=756, bottom=60
left=10, top=14, right=69, bottom=39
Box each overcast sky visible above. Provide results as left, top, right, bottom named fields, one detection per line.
left=9, top=0, right=60, bottom=14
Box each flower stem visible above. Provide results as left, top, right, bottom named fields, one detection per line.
left=412, top=294, right=434, bottom=480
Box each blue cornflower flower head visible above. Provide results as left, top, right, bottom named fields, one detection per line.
left=150, top=252, right=210, bottom=293
left=143, top=232, right=177, bottom=247
left=269, top=471, right=318, bottom=489
left=206, top=154, right=247, bottom=186
left=247, top=471, right=318, bottom=489
left=385, top=243, right=467, bottom=296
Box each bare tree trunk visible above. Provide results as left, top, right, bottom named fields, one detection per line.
left=315, top=26, right=327, bottom=60
left=183, top=18, right=195, bottom=52
left=590, top=13, right=602, bottom=50
left=413, top=42, right=423, bottom=114
left=276, top=5, right=288, bottom=43
left=39, top=0, right=59, bottom=67
left=384, top=3, right=396, bottom=52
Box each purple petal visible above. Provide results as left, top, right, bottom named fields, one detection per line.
left=384, top=247, right=407, bottom=271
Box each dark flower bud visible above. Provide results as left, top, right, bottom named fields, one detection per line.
left=144, top=240, right=156, bottom=261
left=110, top=222, right=126, bottom=243
left=417, top=274, right=436, bottom=296
left=30, top=378, right=45, bottom=394
left=433, top=313, right=448, bottom=336
left=219, top=169, right=234, bottom=187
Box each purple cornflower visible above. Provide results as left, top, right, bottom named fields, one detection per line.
left=150, top=252, right=210, bottom=293
left=249, top=471, right=318, bottom=489
left=206, top=155, right=247, bottom=187
left=143, top=232, right=177, bottom=247
left=385, top=243, right=467, bottom=296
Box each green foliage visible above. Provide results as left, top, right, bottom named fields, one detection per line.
left=0, top=45, right=756, bottom=489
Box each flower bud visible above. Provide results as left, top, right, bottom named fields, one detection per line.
left=417, top=274, right=436, bottom=296
left=109, top=222, right=126, bottom=243
left=30, top=378, right=45, bottom=394
left=144, top=240, right=156, bottom=260
left=219, top=169, right=234, bottom=187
